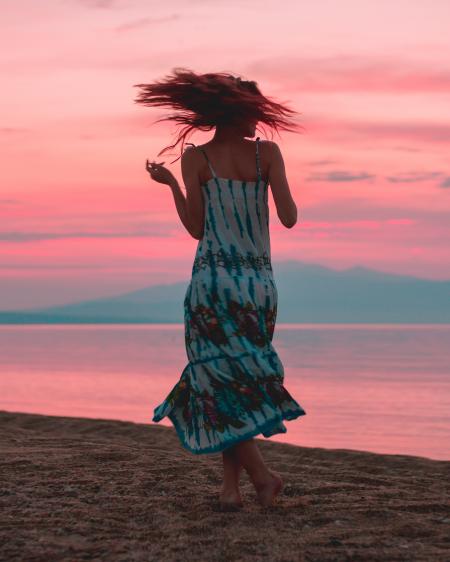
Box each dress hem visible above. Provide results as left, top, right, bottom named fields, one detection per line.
left=154, top=408, right=306, bottom=456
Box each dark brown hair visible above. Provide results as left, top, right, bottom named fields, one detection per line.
left=133, top=67, right=304, bottom=164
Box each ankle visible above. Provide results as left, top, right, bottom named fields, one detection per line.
left=221, top=482, right=240, bottom=493
left=249, top=468, right=273, bottom=488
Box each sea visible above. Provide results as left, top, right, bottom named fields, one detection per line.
left=1, top=324, right=448, bottom=461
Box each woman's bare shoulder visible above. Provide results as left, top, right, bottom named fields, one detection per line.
left=258, top=139, right=280, bottom=155
left=258, top=140, right=282, bottom=169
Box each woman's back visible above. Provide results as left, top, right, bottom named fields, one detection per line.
left=197, top=138, right=269, bottom=185
left=187, top=138, right=297, bottom=230
left=188, top=137, right=272, bottom=277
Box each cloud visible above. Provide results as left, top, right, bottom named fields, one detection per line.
left=246, top=54, right=450, bottom=93
left=386, top=171, right=444, bottom=183
left=306, top=171, right=376, bottom=183
left=74, top=0, right=118, bottom=8
left=305, top=168, right=449, bottom=187
left=305, top=198, right=450, bottom=227
left=0, top=199, right=21, bottom=206
left=347, top=121, right=450, bottom=143
left=0, top=127, right=31, bottom=135
left=4, top=49, right=450, bottom=95
left=305, top=114, right=450, bottom=145
left=0, top=225, right=178, bottom=242
left=306, top=159, right=338, bottom=166
left=114, top=14, right=180, bottom=32
left=392, top=146, right=423, bottom=153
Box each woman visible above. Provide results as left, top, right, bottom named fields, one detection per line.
left=134, top=68, right=306, bottom=509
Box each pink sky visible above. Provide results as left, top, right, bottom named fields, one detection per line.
left=1, top=0, right=450, bottom=309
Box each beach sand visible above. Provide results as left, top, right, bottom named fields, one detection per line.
left=0, top=410, right=449, bottom=562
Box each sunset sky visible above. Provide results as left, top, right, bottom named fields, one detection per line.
left=1, top=0, right=449, bottom=310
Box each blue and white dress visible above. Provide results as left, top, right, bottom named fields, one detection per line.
left=152, top=137, right=306, bottom=454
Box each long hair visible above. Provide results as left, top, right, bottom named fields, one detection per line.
left=133, top=67, right=305, bottom=164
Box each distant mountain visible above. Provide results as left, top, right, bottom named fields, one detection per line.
left=0, top=262, right=449, bottom=324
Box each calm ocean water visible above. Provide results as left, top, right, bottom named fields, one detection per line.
left=1, top=324, right=448, bottom=461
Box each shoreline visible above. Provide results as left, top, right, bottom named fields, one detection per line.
left=1, top=409, right=449, bottom=561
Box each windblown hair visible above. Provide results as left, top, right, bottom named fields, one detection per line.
left=133, top=67, right=304, bottom=163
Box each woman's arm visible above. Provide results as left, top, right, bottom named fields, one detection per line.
left=175, top=147, right=204, bottom=240
left=267, top=141, right=298, bottom=228
left=168, top=178, right=201, bottom=239
left=146, top=149, right=204, bottom=240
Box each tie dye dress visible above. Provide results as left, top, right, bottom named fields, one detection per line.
left=152, top=137, right=306, bottom=454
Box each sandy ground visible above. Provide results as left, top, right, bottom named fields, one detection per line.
left=0, top=410, right=449, bottom=562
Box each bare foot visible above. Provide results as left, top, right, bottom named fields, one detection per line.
left=253, top=469, right=284, bottom=507
left=219, top=489, right=243, bottom=509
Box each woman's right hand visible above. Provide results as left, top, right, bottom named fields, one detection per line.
left=146, top=159, right=176, bottom=186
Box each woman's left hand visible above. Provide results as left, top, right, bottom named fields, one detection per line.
left=146, top=159, right=176, bottom=186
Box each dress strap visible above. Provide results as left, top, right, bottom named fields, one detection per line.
left=185, top=142, right=217, bottom=179
left=255, top=137, right=262, bottom=182
left=199, top=147, right=217, bottom=179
